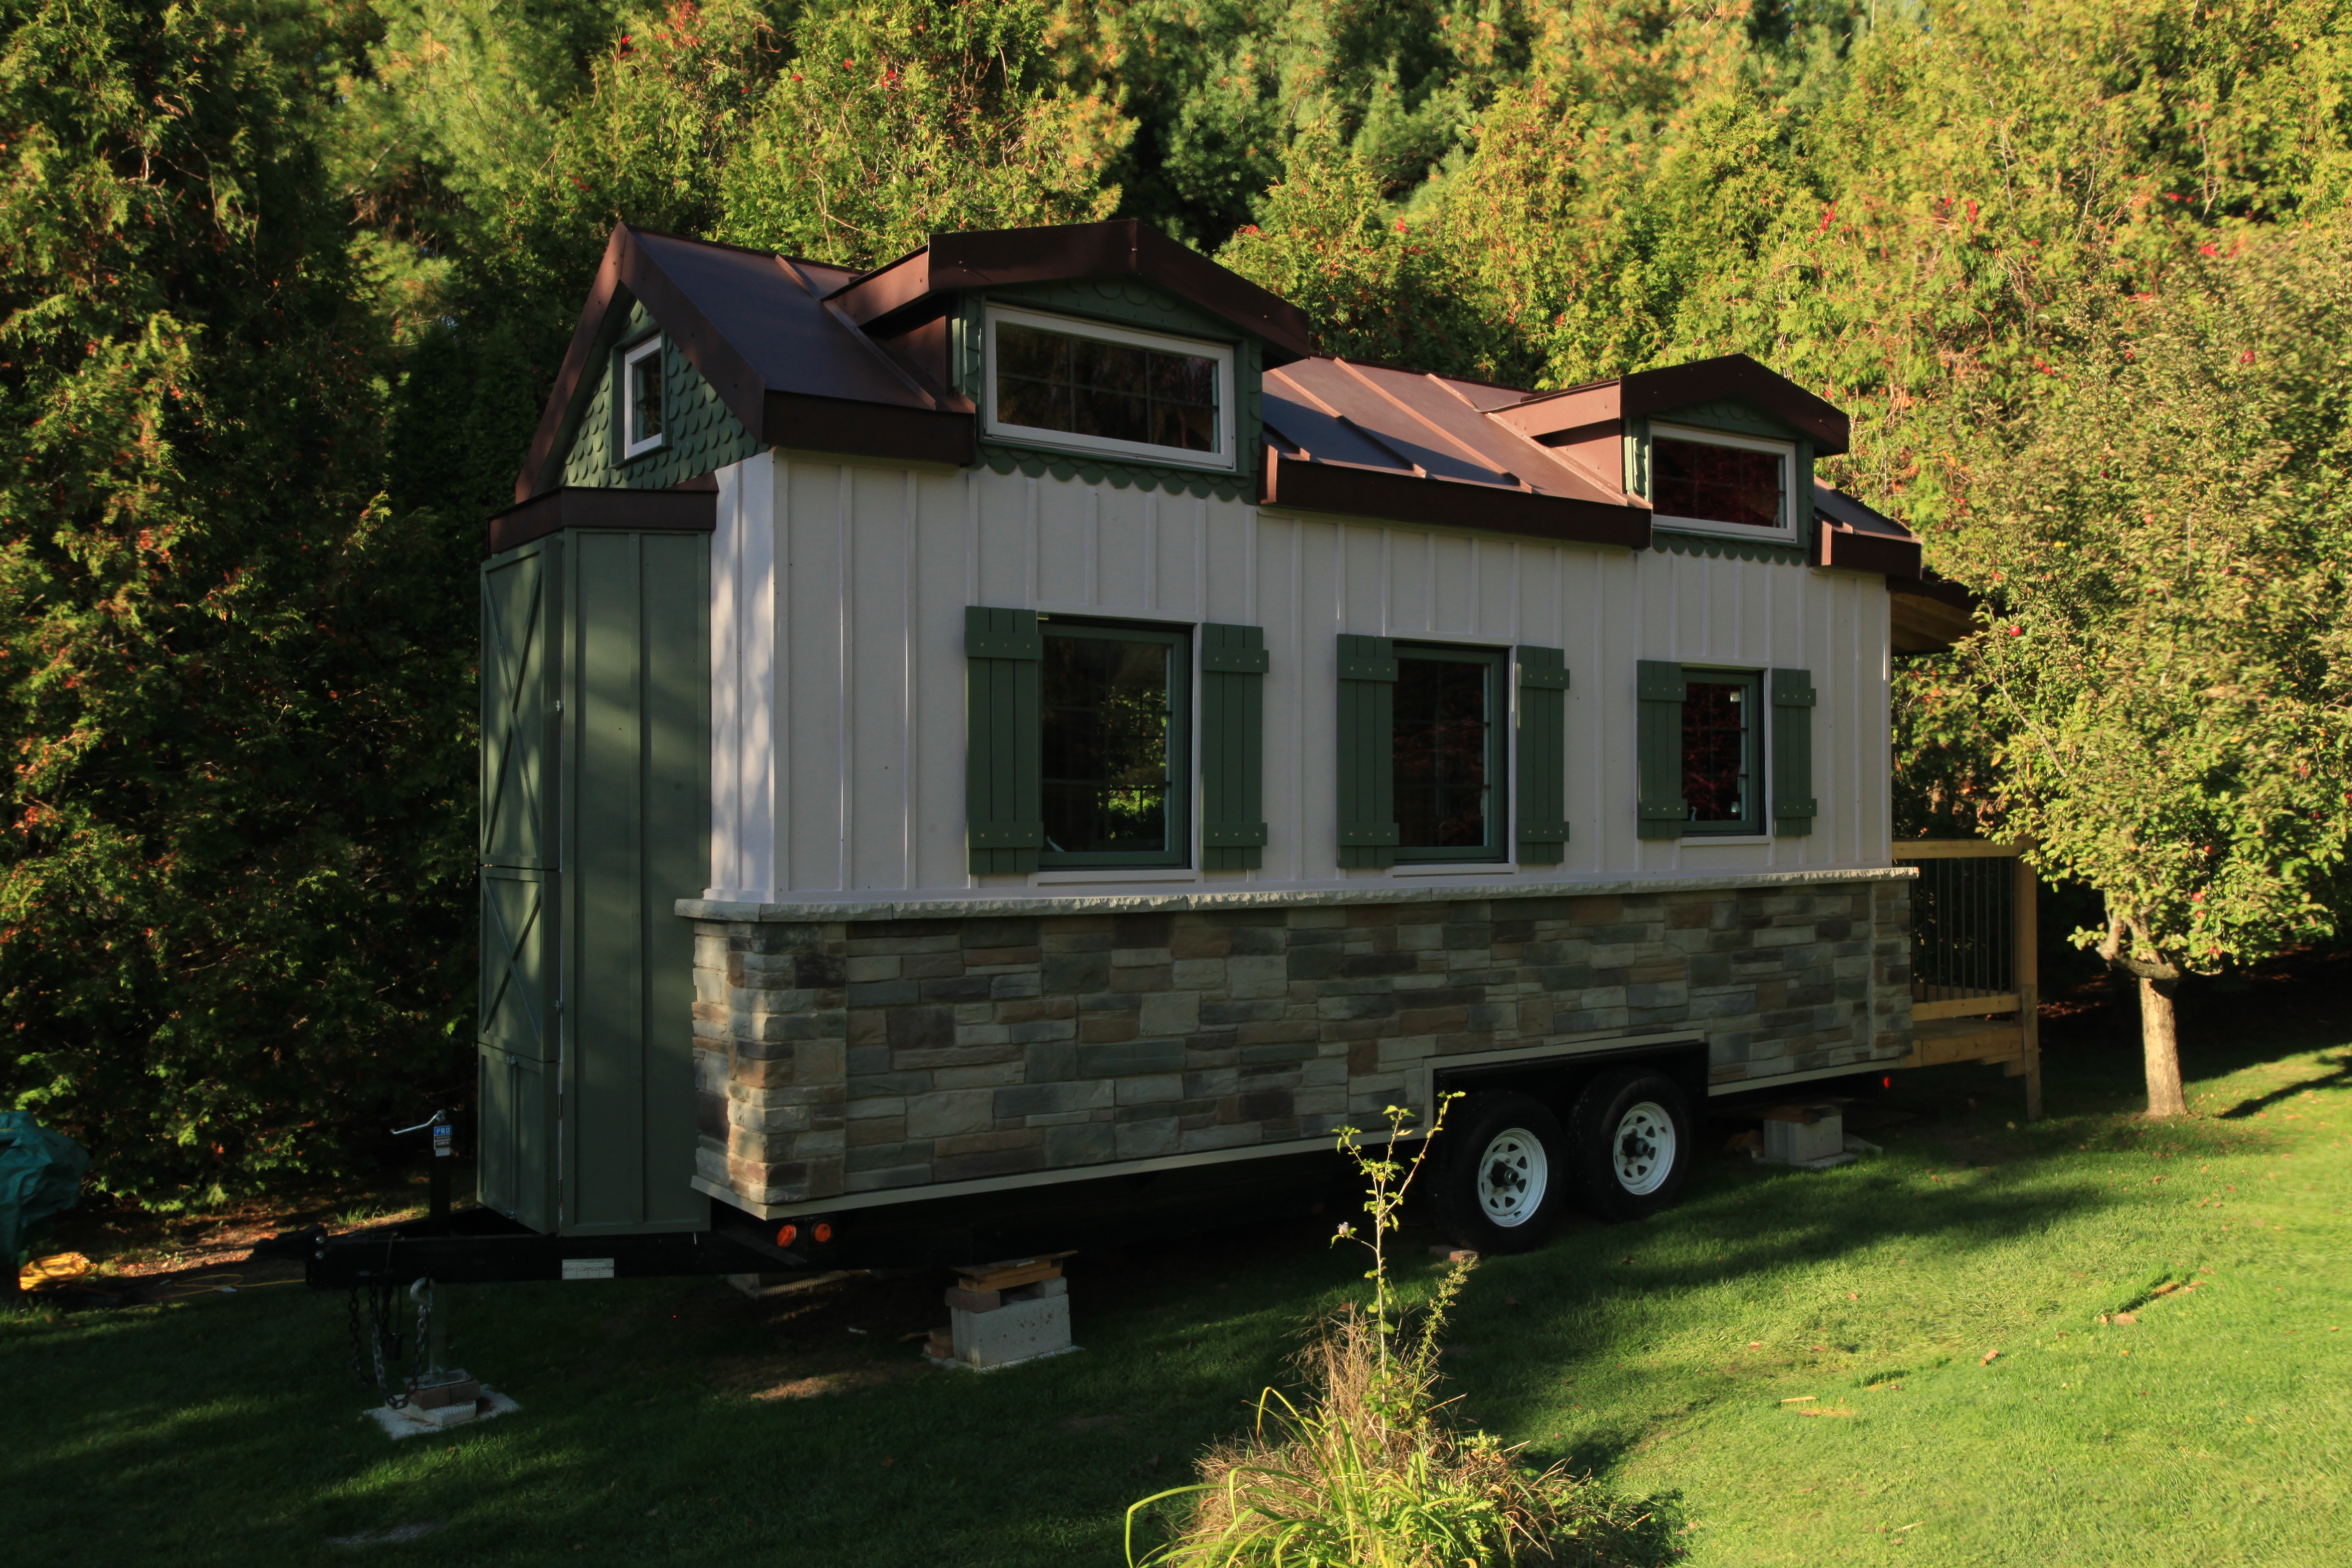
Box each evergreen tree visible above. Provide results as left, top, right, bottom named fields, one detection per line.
left=0, top=0, right=475, bottom=1201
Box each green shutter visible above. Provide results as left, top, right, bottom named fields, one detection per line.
left=966, top=606, right=1043, bottom=874
left=1514, top=646, right=1570, bottom=864
left=1199, top=623, right=1269, bottom=871
left=1636, top=659, right=1687, bottom=841
left=1771, top=667, right=1817, bottom=837
left=1336, top=634, right=1398, bottom=869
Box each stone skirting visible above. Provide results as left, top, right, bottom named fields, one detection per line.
left=688, top=880, right=1912, bottom=1212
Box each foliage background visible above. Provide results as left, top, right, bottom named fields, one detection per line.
left=4, top=0, right=2349, bottom=1200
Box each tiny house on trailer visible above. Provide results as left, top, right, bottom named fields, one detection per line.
left=470, top=218, right=1929, bottom=1267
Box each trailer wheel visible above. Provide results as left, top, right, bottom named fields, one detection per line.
left=1429, top=1092, right=1568, bottom=1254
left=1569, top=1066, right=1692, bottom=1222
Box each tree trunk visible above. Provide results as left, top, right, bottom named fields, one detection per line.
left=2138, top=975, right=2189, bottom=1118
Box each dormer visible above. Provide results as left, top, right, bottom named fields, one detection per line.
left=1486, top=355, right=1853, bottom=565
left=829, top=220, right=1313, bottom=502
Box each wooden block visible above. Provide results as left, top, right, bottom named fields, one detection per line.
left=945, top=1286, right=1003, bottom=1313
left=408, top=1375, right=482, bottom=1411
left=955, top=1258, right=1065, bottom=1293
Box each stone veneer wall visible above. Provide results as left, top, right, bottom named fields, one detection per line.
left=685, top=876, right=1913, bottom=1214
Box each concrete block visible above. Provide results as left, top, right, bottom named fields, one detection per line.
left=949, top=1291, right=1073, bottom=1369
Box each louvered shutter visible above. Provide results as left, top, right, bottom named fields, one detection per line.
left=965, top=606, right=1043, bottom=874
left=1336, top=634, right=1398, bottom=869
left=1636, top=660, right=1687, bottom=841
left=1514, top=646, right=1570, bottom=864
left=1199, top=623, right=1269, bottom=870
left=1771, top=667, right=1817, bottom=837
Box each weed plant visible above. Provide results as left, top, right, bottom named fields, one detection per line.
left=1128, top=1102, right=1669, bottom=1567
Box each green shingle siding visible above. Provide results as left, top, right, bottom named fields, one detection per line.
left=562, top=301, right=761, bottom=491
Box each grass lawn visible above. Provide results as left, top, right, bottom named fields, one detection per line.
left=8, top=1009, right=2349, bottom=1565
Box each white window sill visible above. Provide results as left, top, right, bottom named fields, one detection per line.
left=1677, top=834, right=1774, bottom=846
left=1032, top=869, right=1204, bottom=887
left=1388, top=862, right=1516, bottom=879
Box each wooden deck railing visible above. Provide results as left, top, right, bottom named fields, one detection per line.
left=1890, top=839, right=2043, bottom=1119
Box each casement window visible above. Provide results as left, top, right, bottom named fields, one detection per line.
left=983, top=305, right=1237, bottom=471
left=1649, top=423, right=1795, bottom=544
left=620, top=335, right=665, bottom=459
left=968, top=610, right=1229, bottom=874
left=1038, top=621, right=1189, bottom=867
left=1636, top=662, right=1816, bottom=840
left=1337, top=640, right=1559, bottom=869
left=1392, top=645, right=1505, bottom=863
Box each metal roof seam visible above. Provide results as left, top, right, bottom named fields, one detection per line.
left=820, top=299, right=947, bottom=412
left=1331, top=358, right=1514, bottom=485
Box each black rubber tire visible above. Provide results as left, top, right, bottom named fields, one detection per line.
left=1569, top=1066, right=1694, bottom=1222
left=1429, top=1091, right=1570, bottom=1254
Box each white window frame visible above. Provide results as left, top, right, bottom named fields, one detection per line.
left=1648, top=422, right=1795, bottom=544
left=983, top=304, right=1238, bottom=472
left=620, top=335, right=665, bottom=460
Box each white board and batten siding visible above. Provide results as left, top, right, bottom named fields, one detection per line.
left=706, top=450, right=1893, bottom=905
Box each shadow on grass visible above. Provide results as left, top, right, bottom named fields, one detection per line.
left=2212, top=1052, right=2352, bottom=1118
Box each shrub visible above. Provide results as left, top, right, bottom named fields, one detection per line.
left=1128, top=1103, right=1671, bottom=1567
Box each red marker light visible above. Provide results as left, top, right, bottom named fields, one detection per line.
left=776, top=1223, right=799, bottom=1249
left=1882, top=1076, right=1894, bottom=1089
left=812, top=1221, right=834, bottom=1244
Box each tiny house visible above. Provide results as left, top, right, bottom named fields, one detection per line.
left=476, top=219, right=1925, bottom=1259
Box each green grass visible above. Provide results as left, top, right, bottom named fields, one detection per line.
left=8, top=1023, right=2349, bottom=1565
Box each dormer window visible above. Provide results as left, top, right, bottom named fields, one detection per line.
left=621, top=335, right=665, bottom=459
left=984, top=305, right=1235, bottom=471
left=1649, top=423, right=1794, bottom=543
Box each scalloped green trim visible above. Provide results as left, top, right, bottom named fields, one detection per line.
left=977, top=442, right=1246, bottom=501
left=1650, top=528, right=1810, bottom=566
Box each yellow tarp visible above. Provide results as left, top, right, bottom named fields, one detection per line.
left=18, top=1251, right=92, bottom=1291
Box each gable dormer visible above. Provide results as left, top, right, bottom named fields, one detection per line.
left=831, top=221, right=1313, bottom=503
left=1487, top=354, right=1851, bottom=565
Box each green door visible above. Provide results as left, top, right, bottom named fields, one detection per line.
left=479, top=540, right=562, bottom=1229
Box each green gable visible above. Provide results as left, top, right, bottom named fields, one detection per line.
left=1627, top=397, right=1816, bottom=566
left=950, top=278, right=1265, bottom=504
left=562, top=299, right=762, bottom=491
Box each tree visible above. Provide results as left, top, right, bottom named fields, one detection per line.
left=0, top=0, right=476, bottom=1200
left=1952, top=224, right=2352, bottom=1116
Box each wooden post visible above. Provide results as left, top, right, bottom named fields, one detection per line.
left=2014, top=846, right=2042, bottom=1120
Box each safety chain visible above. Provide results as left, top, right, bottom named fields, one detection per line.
left=347, top=1278, right=420, bottom=1407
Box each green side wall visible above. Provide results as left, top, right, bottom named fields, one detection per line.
left=477, top=526, right=711, bottom=1236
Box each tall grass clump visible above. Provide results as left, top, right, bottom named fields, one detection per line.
left=1128, top=1101, right=1674, bottom=1567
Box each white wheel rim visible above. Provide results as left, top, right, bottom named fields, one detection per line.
left=1613, top=1101, right=1676, bottom=1196
left=1474, top=1128, right=1549, bottom=1227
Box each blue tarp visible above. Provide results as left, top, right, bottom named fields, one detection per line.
left=1, top=1113, right=90, bottom=1268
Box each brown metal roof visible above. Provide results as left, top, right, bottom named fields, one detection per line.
left=1813, top=482, right=1923, bottom=580
left=515, top=225, right=973, bottom=502
left=830, top=220, right=1315, bottom=362
left=511, top=224, right=1922, bottom=580
left=1501, top=354, right=1852, bottom=456
left=1260, top=358, right=1651, bottom=548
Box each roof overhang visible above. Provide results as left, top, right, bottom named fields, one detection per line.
left=1496, top=354, right=1850, bottom=456
left=829, top=220, right=1316, bottom=363
left=485, top=482, right=719, bottom=557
